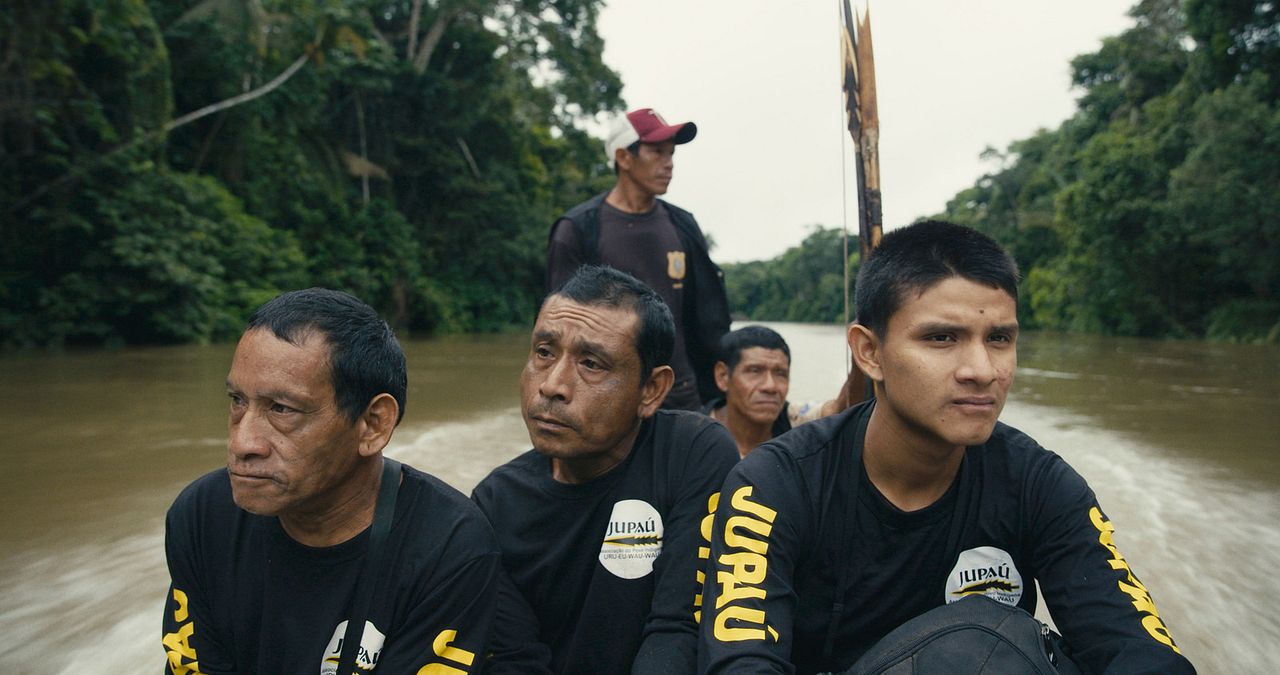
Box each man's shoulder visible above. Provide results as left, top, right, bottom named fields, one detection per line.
left=765, top=403, right=861, bottom=463
left=472, top=449, right=545, bottom=499
left=729, top=403, right=863, bottom=497
left=560, top=192, right=609, bottom=223
left=650, top=409, right=737, bottom=462
left=975, top=421, right=1092, bottom=502
left=656, top=198, right=706, bottom=242
left=168, top=468, right=236, bottom=521
left=981, top=422, right=1069, bottom=472
left=397, top=462, right=500, bottom=557
left=654, top=407, right=727, bottom=436
left=401, top=462, right=491, bottom=516
left=657, top=197, right=695, bottom=222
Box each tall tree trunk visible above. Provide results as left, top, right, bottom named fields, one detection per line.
left=413, top=8, right=459, bottom=73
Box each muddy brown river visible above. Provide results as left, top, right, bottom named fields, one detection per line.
left=1, top=324, right=1275, bottom=672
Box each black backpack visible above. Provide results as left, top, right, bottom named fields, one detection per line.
left=844, top=594, right=1083, bottom=675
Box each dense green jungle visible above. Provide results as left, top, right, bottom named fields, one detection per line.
left=3, top=0, right=1277, bottom=348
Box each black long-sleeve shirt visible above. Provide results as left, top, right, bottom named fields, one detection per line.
left=699, top=402, right=1194, bottom=674
left=161, top=463, right=500, bottom=674
left=473, top=410, right=739, bottom=674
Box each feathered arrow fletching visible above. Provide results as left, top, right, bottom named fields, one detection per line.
left=841, top=0, right=882, bottom=259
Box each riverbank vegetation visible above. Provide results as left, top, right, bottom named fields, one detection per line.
left=723, top=227, right=857, bottom=325
left=730, top=0, right=1279, bottom=344
left=4, top=0, right=1276, bottom=347
left=2, top=0, right=622, bottom=347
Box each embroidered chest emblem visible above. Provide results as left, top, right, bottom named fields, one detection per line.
left=599, top=499, right=664, bottom=579
left=945, top=546, right=1024, bottom=606
left=667, top=251, right=687, bottom=281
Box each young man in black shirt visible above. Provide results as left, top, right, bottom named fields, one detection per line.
left=161, top=288, right=499, bottom=674
left=473, top=266, right=739, bottom=673
left=547, top=108, right=730, bottom=411
left=698, top=222, right=1194, bottom=674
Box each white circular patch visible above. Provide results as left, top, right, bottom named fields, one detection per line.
left=945, top=546, right=1024, bottom=606
left=598, top=499, right=664, bottom=579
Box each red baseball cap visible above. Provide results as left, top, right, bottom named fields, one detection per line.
left=606, top=108, right=698, bottom=168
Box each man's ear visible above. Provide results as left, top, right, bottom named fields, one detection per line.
left=357, top=393, right=400, bottom=458
left=638, top=365, right=675, bottom=419
left=714, top=361, right=730, bottom=393
left=614, top=147, right=632, bottom=172
left=848, top=322, right=884, bottom=384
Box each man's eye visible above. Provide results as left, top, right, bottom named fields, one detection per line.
left=989, top=333, right=1013, bottom=343
left=534, top=346, right=553, bottom=359
left=228, top=393, right=245, bottom=407
left=924, top=334, right=954, bottom=342
left=270, top=403, right=297, bottom=414
left=581, top=358, right=603, bottom=371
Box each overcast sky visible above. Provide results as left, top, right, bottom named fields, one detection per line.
left=593, top=0, right=1134, bottom=263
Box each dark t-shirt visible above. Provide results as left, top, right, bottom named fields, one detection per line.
left=699, top=402, right=1194, bottom=675
left=472, top=410, right=739, bottom=674
left=161, top=463, right=500, bottom=674
left=548, top=201, right=700, bottom=410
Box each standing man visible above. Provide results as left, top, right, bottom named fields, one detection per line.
left=161, top=288, right=499, bottom=674
left=473, top=266, right=739, bottom=673
left=699, top=222, right=1194, bottom=674
left=547, top=107, right=730, bottom=410
left=703, top=325, right=865, bottom=458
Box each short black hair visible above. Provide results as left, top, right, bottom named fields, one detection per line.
left=719, top=326, right=791, bottom=372
left=855, top=220, right=1019, bottom=338
left=613, top=140, right=643, bottom=177
left=550, top=265, right=674, bottom=384
left=245, top=288, right=407, bottom=425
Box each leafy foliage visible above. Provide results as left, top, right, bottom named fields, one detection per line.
left=2, top=0, right=622, bottom=347
left=723, top=228, right=858, bottom=324
left=5, top=0, right=1276, bottom=346
left=934, top=0, right=1279, bottom=342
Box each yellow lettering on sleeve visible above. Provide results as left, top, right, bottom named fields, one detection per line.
left=724, top=516, right=773, bottom=554
left=713, top=605, right=775, bottom=642
left=710, top=484, right=780, bottom=643
left=730, top=486, right=777, bottom=523
left=701, top=492, right=721, bottom=542
left=416, top=629, right=476, bottom=674
left=1089, top=506, right=1182, bottom=654
left=172, top=588, right=189, bottom=623
left=162, top=587, right=204, bottom=674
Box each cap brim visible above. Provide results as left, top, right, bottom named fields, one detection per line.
left=639, top=121, right=698, bottom=145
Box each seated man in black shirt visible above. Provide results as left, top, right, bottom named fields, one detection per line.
left=703, top=325, right=864, bottom=458
left=161, top=288, right=499, bottom=674
left=473, top=265, right=739, bottom=673
left=699, top=222, right=1194, bottom=674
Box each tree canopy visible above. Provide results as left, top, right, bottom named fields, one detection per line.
left=936, top=0, right=1279, bottom=342
left=4, top=0, right=1276, bottom=347
left=2, top=0, right=621, bottom=347
left=729, top=0, right=1278, bottom=344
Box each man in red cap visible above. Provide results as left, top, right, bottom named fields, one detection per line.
left=546, top=107, right=730, bottom=411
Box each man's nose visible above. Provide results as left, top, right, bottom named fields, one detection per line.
left=956, top=342, right=999, bottom=385
left=228, top=407, right=270, bottom=459
left=538, top=357, right=574, bottom=401
left=761, top=372, right=783, bottom=393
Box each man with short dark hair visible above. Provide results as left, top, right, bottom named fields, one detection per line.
left=547, top=108, right=730, bottom=411
left=161, top=288, right=499, bottom=674
left=474, top=266, right=738, bottom=673
left=699, top=222, right=1194, bottom=674
left=703, top=326, right=864, bottom=457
